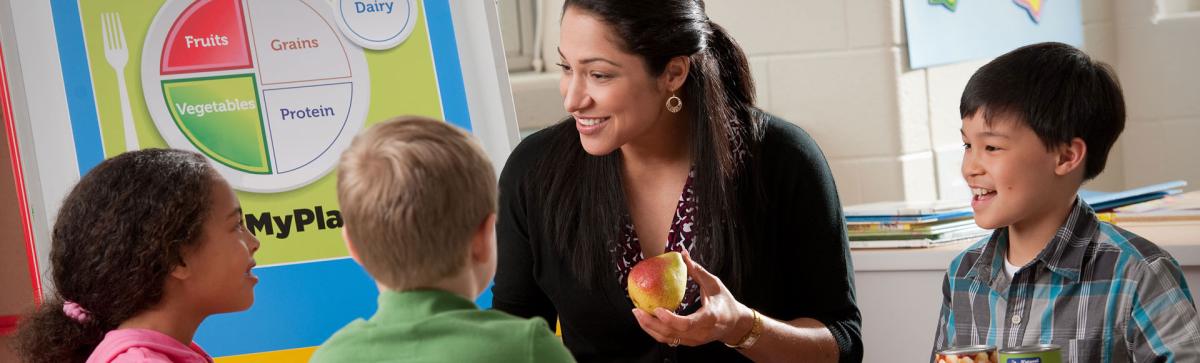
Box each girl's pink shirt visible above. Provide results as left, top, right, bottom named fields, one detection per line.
left=86, top=328, right=213, bottom=363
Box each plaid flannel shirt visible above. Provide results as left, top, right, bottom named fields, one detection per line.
left=932, top=199, right=1200, bottom=363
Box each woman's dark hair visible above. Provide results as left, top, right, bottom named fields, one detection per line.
left=961, top=41, right=1125, bottom=180
left=14, top=149, right=217, bottom=363
left=533, top=0, right=763, bottom=293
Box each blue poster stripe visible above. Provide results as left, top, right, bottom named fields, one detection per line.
left=195, top=258, right=379, bottom=357
left=51, top=0, right=106, bottom=174
left=423, top=0, right=495, bottom=307
left=424, top=0, right=472, bottom=132
left=195, top=257, right=495, bottom=357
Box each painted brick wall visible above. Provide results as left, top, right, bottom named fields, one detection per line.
left=507, top=0, right=1141, bottom=205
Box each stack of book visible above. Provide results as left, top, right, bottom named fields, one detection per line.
left=1079, top=180, right=1188, bottom=214
left=844, top=200, right=989, bottom=249
left=1113, top=191, right=1200, bottom=223
left=1077, top=180, right=1195, bottom=237
left=843, top=181, right=1192, bottom=249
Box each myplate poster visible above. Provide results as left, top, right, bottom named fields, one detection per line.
left=49, top=0, right=481, bottom=360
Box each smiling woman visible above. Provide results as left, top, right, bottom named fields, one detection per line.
left=492, top=1, right=863, bottom=362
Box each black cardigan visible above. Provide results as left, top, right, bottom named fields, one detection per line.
left=493, top=116, right=863, bottom=362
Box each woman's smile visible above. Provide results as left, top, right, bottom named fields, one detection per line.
left=575, top=114, right=611, bottom=135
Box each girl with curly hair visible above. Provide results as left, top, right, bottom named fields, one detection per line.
left=14, top=149, right=260, bottom=363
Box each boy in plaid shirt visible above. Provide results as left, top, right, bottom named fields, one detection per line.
left=932, top=42, right=1200, bottom=362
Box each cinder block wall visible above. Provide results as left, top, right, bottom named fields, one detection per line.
left=509, top=1, right=1145, bottom=205
left=1115, top=1, right=1200, bottom=190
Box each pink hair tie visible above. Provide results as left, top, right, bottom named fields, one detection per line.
left=62, top=300, right=92, bottom=323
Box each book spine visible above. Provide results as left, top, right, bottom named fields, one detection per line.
left=847, top=223, right=917, bottom=233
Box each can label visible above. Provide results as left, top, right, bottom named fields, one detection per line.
left=998, top=346, right=1061, bottom=363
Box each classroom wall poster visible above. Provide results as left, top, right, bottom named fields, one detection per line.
left=904, top=0, right=1084, bottom=69
left=49, top=0, right=488, bottom=360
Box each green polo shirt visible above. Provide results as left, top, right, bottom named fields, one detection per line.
left=311, top=289, right=574, bottom=362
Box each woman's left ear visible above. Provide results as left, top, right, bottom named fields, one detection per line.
left=1055, top=137, right=1087, bottom=177
left=660, top=56, right=690, bottom=93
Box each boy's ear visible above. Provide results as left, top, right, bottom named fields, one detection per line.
left=342, top=228, right=363, bottom=266
left=1055, top=137, right=1087, bottom=177
left=468, top=213, right=498, bottom=264
left=659, top=56, right=690, bottom=94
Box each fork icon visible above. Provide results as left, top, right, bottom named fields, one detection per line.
left=100, top=12, right=138, bottom=152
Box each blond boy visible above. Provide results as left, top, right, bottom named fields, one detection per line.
left=312, top=116, right=574, bottom=362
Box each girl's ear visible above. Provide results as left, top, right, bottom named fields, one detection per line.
left=172, top=246, right=195, bottom=281
left=170, top=260, right=192, bottom=280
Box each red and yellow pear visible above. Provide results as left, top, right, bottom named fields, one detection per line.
left=627, top=251, right=687, bottom=313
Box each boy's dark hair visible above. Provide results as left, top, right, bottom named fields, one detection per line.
left=960, top=41, right=1125, bottom=180
left=14, top=149, right=217, bottom=363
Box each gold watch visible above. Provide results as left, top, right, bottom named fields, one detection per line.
left=724, top=309, right=763, bottom=350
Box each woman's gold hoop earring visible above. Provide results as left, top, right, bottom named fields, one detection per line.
left=666, top=94, right=683, bottom=113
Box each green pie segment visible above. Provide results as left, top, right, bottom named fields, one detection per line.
left=162, top=74, right=272, bottom=174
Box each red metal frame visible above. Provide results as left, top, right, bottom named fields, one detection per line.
left=0, top=315, right=17, bottom=336
left=0, top=35, right=41, bottom=337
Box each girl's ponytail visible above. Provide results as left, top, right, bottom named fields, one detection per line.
left=15, top=298, right=113, bottom=363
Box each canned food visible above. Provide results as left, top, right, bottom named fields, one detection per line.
left=935, top=345, right=998, bottom=363
left=998, top=344, right=1061, bottom=363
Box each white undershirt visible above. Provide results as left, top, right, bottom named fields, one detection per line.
left=1003, top=256, right=1022, bottom=279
